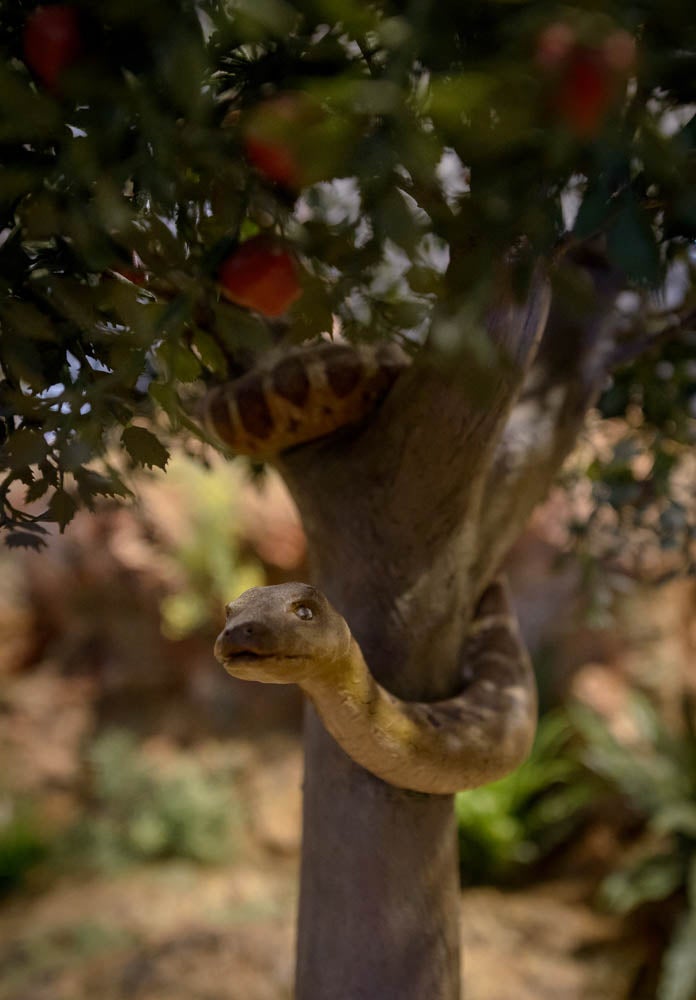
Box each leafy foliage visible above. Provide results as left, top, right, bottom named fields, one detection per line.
left=457, top=697, right=696, bottom=999
left=0, top=795, right=48, bottom=896
left=455, top=711, right=594, bottom=883
left=565, top=269, right=696, bottom=580
left=574, top=697, right=696, bottom=1000
left=61, top=730, right=239, bottom=869
left=154, top=453, right=264, bottom=639
left=0, top=0, right=695, bottom=541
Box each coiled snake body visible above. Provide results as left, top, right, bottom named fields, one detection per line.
left=215, top=581, right=535, bottom=794
left=206, top=343, right=536, bottom=793
left=203, top=341, right=408, bottom=457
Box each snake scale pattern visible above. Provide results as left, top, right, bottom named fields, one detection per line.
left=203, top=341, right=409, bottom=458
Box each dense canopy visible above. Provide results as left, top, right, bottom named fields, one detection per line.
left=0, top=0, right=694, bottom=552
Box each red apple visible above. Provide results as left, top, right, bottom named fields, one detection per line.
left=603, top=30, right=637, bottom=75
left=537, top=23, right=637, bottom=139
left=23, top=5, right=82, bottom=91
left=555, top=47, right=614, bottom=138
left=219, top=237, right=301, bottom=318
left=110, top=251, right=148, bottom=286
left=244, top=134, right=301, bottom=189
left=243, top=94, right=322, bottom=190
left=113, top=266, right=147, bottom=286
left=535, top=22, right=576, bottom=71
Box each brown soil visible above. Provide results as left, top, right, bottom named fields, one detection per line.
left=0, top=732, right=647, bottom=1000
left=2, top=484, right=690, bottom=1000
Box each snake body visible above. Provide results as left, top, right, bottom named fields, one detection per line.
left=215, top=581, right=536, bottom=794
left=203, top=341, right=409, bottom=457
left=206, top=342, right=536, bottom=791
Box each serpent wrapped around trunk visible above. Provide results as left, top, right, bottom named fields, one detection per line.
left=205, top=340, right=537, bottom=792
left=215, top=579, right=536, bottom=794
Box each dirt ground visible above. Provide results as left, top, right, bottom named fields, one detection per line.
left=0, top=733, right=648, bottom=1000
left=2, top=488, right=691, bottom=1000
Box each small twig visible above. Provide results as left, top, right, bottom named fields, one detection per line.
left=356, top=41, right=380, bottom=78
left=608, top=306, right=696, bottom=368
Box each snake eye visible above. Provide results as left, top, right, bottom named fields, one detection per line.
left=295, top=605, right=313, bottom=621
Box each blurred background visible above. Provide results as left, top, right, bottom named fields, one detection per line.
left=1, top=443, right=695, bottom=1000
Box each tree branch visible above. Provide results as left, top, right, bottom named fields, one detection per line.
left=607, top=305, right=696, bottom=368
left=473, top=249, right=626, bottom=581
left=372, top=263, right=551, bottom=537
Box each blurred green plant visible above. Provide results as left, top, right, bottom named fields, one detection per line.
left=573, top=696, right=696, bottom=1000
left=457, top=695, right=696, bottom=998
left=0, top=795, right=48, bottom=896
left=455, top=711, right=593, bottom=884
left=2, top=921, right=139, bottom=996
left=154, top=453, right=264, bottom=639
left=63, top=729, right=239, bottom=870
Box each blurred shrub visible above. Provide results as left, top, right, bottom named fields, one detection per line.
left=151, top=454, right=264, bottom=639
left=457, top=694, right=696, bottom=999
left=62, top=730, right=239, bottom=870
left=456, top=711, right=594, bottom=884
left=13, top=921, right=137, bottom=986
left=0, top=796, right=48, bottom=896
left=574, top=696, right=696, bottom=1000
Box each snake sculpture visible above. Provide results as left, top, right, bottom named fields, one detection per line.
left=203, top=340, right=410, bottom=457
left=205, top=341, right=536, bottom=794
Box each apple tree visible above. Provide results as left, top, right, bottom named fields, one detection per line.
left=1, top=2, right=695, bottom=998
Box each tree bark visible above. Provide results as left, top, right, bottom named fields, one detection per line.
left=296, top=708, right=461, bottom=1000
left=474, top=247, right=626, bottom=579
left=275, top=271, right=552, bottom=1000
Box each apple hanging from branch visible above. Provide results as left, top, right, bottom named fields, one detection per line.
left=219, top=236, right=302, bottom=318
left=23, top=4, right=82, bottom=91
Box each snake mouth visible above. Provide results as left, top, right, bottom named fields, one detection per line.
left=217, top=648, right=300, bottom=667
left=218, top=649, right=273, bottom=666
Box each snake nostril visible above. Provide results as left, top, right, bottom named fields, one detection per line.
left=224, top=622, right=255, bottom=639
left=220, top=620, right=263, bottom=650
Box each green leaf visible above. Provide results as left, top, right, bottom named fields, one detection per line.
left=155, top=341, right=201, bottom=382
left=121, top=426, right=170, bottom=470
left=227, top=0, right=299, bottom=38
left=0, top=300, right=56, bottom=342
left=428, top=73, right=496, bottom=128
left=573, top=182, right=611, bottom=240
left=190, top=330, right=228, bottom=374
left=5, top=531, right=47, bottom=550
left=652, top=802, right=696, bottom=838
left=601, top=853, right=684, bottom=914
left=73, top=468, right=130, bottom=506
left=607, top=200, right=662, bottom=286
left=689, top=856, right=696, bottom=906
left=60, top=437, right=94, bottom=472
left=148, top=382, right=179, bottom=417
left=658, top=909, right=696, bottom=1000
left=1, top=429, right=49, bottom=468
left=24, top=477, right=51, bottom=503
left=0, top=65, right=62, bottom=142
left=48, top=489, right=78, bottom=531
left=1, top=337, right=47, bottom=391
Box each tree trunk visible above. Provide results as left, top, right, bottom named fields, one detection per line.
left=281, top=471, right=477, bottom=1000
left=275, top=274, right=551, bottom=999
left=296, top=708, right=461, bottom=1000
left=280, top=455, right=470, bottom=1000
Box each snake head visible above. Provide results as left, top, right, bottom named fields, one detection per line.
left=215, top=582, right=352, bottom=686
